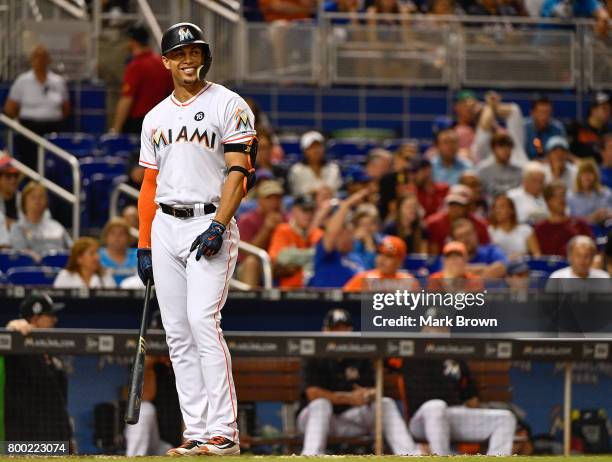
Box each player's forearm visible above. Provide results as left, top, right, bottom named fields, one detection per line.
left=306, top=387, right=356, bottom=406
left=138, top=168, right=158, bottom=248
left=111, top=96, right=133, bottom=133
left=214, top=172, right=245, bottom=226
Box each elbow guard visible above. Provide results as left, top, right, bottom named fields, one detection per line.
left=225, top=137, right=258, bottom=194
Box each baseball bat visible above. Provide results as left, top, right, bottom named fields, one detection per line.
left=125, top=278, right=153, bottom=425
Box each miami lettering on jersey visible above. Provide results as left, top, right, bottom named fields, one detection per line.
left=152, top=126, right=217, bottom=152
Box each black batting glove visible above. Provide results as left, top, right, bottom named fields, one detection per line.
left=190, top=220, right=226, bottom=260
left=137, top=248, right=154, bottom=284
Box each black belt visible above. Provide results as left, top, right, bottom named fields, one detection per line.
left=160, top=203, right=216, bottom=218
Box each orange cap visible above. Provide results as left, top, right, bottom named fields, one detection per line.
left=443, top=241, right=467, bottom=258
left=378, top=236, right=407, bottom=260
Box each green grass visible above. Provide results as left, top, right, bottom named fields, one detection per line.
left=3, top=456, right=612, bottom=461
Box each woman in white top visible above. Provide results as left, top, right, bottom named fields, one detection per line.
left=54, top=237, right=116, bottom=289
left=288, top=131, right=342, bottom=197
left=488, top=195, right=541, bottom=259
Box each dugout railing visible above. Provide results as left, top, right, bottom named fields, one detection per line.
left=0, top=327, right=610, bottom=455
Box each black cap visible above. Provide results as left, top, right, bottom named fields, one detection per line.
left=323, top=308, right=353, bottom=329
left=19, top=294, right=63, bottom=320
left=293, top=195, right=316, bottom=210
left=409, top=157, right=431, bottom=172
left=127, top=24, right=150, bottom=46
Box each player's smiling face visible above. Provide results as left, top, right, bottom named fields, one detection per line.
left=163, top=44, right=204, bottom=86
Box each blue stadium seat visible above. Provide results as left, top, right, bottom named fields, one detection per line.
left=403, top=253, right=431, bottom=276
left=6, top=266, right=61, bottom=285
left=526, top=256, right=568, bottom=275
left=80, top=156, right=127, bottom=180
left=0, top=250, right=36, bottom=273
left=279, top=138, right=301, bottom=157
left=41, top=251, right=70, bottom=268
left=98, top=133, right=139, bottom=156
left=83, top=173, right=119, bottom=228
left=46, top=132, right=96, bottom=158
left=326, top=139, right=378, bottom=159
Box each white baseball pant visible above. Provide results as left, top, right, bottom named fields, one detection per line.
left=124, top=401, right=172, bottom=456
left=408, top=399, right=516, bottom=455
left=151, top=209, right=240, bottom=443
left=297, top=397, right=421, bottom=455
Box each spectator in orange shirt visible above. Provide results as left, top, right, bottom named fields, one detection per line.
left=268, top=195, right=323, bottom=288
left=110, top=24, right=173, bottom=134
left=343, top=236, right=419, bottom=292
left=427, top=241, right=484, bottom=292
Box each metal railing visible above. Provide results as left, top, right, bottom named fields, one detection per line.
left=108, top=180, right=273, bottom=289
left=238, top=14, right=611, bottom=90
left=0, top=114, right=81, bottom=240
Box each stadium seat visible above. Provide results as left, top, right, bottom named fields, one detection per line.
left=46, top=132, right=97, bottom=158
left=526, top=256, right=568, bottom=275
left=403, top=253, right=431, bottom=276
left=98, top=133, right=139, bottom=156
left=5, top=266, right=61, bottom=285
left=278, top=137, right=301, bottom=157
left=326, top=139, right=378, bottom=159
left=41, top=251, right=70, bottom=268
left=83, top=173, right=119, bottom=228
left=80, top=157, right=127, bottom=180
left=0, top=250, right=36, bottom=273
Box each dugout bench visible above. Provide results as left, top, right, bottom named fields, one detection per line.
left=233, top=357, right=512, bottom=454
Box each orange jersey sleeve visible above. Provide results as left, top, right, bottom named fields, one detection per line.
left=138, top=168, right=158, bottom=248
left=343, top=272, right=365, bottom=292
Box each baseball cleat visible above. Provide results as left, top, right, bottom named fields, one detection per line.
left=196, top=436, right=240, bottom=456
left=166, top=440, right=205, bottom=456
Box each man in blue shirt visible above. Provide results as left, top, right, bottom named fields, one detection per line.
left=431, top=129, right=472, bottom=186
left=524, top=96, right=566, bottom=160
left=309, top=190, right=368, bottom=288
left=430, top=218, right=508, bottom=279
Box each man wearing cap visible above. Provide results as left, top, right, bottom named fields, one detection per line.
left=542, top=136, right=577, bottom=190
left=427, top=241, right=484, bottom=292
left=476, top=133, right=523, bottom=198
left=425, top=184, right=490, bottom=255
left=297, top=308, right=421, bottom=456
left=431, top=129, right=473, bottom=186
left=3, top=294, right=72, bottom=444
left=507, top=161, right=549, bottom=223
left=0, top=152, right=22, bottom=228
left=287, top=131, right=342, bottom=197
left=268, top=195, right=324, bottom=288
left=534, top=182, right=593, bottom=257
left=110, top=24, right=173, bottom=134
left=567, top=92, right=611, bottom=163
left=237, top=180, right=285, bottom=286
left=309, top=189, right=368, bottom=288
left=504, top=259, right=532, bottom=295
left=453, top=90, right=482, bottom=150
left=343, top=235, right=419, bottom=292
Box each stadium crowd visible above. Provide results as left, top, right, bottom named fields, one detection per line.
left=0, top=38, right=611, bottom=289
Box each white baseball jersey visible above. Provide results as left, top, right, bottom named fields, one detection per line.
left=139, top=82, right=256, bottom=205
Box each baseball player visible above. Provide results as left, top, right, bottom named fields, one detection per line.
left=298, top=309, right=421, bottom=455
left=136, top=22, right=256, bottom=456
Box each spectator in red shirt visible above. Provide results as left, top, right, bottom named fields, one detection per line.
left=425, top=184, right=489, bottom=255
left=110, top=24, right=173, bottom=134
left=412, top=158, right=449, bottom=217
left=534, top=181, right=593, bottom=257
left=237, top=181, right=284, bottom=286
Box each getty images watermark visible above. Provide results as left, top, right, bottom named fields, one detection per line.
left=368, top=289, right=494, bottom=329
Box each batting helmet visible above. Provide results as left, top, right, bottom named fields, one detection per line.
left=161, top=22, right=212, bottom=80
